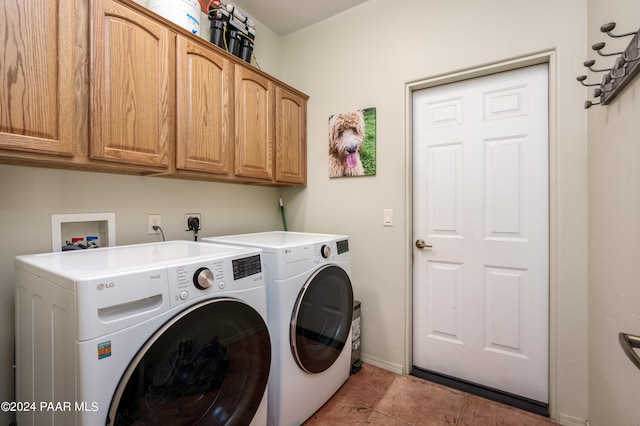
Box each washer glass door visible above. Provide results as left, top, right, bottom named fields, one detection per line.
left=291, top=265, right=354, bottom=373
left=108, top=298, right=270, bottom=426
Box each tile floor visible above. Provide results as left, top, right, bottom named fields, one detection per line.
left=304, top=364, right=557, bottom=426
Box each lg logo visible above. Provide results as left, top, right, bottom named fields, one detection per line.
left=96, top=282, right=115, bottom=291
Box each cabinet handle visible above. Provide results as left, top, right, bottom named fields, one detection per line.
left=619, top=332, right=640, bottom=370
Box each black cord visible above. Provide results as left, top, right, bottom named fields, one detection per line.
left=187, top=217, right=200, bottom=242
left=152, top=225, right=166, bottom=242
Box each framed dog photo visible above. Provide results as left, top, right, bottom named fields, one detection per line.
left=328, top=107, right=376, bottom=178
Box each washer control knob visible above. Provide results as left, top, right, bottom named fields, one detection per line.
left=320, top=244, right=331, bottom=259
left=193, top=267, right=214, bottom=290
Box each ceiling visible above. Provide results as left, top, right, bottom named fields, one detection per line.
left=227, top=0, right=371, bottom=36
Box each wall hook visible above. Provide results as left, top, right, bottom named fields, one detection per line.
left=583, top=59, right=610, bottom=72
left=592, top=42, right=625, bottom=57
left=610, top=57, right=628, bottom=78
left=584, top=100, right=601, bottom=109
left=600, top=22, right=638, bottom=38
left=593, top=42, right=638, bottom=62
left=577, top=75, right=600, bottom=87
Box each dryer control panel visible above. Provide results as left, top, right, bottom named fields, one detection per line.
left=313, top=239, right=350, bottom=264
left=336, top=239, right=350, bottom=254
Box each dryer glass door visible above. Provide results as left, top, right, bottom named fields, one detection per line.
left=291, top=265, right=354, bottom=373
left=108, top=298, right=270, bottom=426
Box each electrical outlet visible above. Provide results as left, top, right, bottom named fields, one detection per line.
left=185, top=213, right=202, bottom=231
left=148, top=214, right=161, bottom=234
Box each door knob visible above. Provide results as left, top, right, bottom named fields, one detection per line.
left=415, top=239, right=433, bottom=250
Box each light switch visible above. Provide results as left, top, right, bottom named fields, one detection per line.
left=383, top=209, right=394, bottom=227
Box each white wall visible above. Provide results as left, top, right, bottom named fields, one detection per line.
left=587, top=0, right=640, bottom=424
left=278, top=0, right=589, bottom=422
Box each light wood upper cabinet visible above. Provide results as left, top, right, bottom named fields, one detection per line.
left=0, top=0, right=76, bottom=157
left=234, top=66, right=274, bottom=181
left=1, top=0, right=307, bottom=186
left=275, top=86, right=307, bottom=185
left=90, top=0, right=173, bottom=169
left=176, top=35, right=232, bottom=175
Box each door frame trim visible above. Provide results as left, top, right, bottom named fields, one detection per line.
left=404, top=50, right=558, bottom=418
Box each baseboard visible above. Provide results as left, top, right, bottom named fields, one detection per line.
left=359, top=353, right=404, bottom=375
left=558, top=413, right=588, bottom=426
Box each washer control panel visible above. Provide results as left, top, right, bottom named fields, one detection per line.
left=168, top=253, right=263, bottom=307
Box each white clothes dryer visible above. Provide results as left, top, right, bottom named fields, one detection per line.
left=204, top=232, right=354, bottom=426
left=15, top=241, right=270, bottom=426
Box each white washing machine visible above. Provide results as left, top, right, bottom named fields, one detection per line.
left=204, top=232, right=354, bottom=426
left=15, top=241, right=271, bottom=426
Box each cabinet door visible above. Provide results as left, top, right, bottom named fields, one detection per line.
left=0, top=0, right=75, bottom=157
left=176, top=36, right=232, bottom=175
left=275, top=86, right=307, bottom=185
left=90, top=0, right=173, bottom=169
left=234, top=67, right=274, bottom=180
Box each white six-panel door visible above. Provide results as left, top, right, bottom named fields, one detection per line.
left=412, top=64, right=549, bottom=403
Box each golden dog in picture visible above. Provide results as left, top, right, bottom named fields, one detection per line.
left=328, top=111, right=365, bottom=178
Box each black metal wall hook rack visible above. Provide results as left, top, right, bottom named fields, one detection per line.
left=578, top=22, right=640, bottom=109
